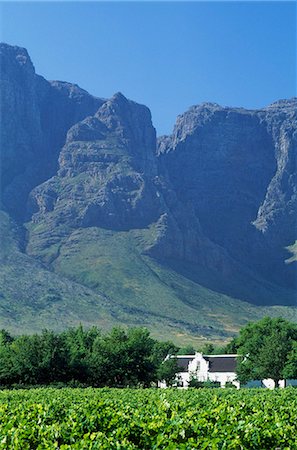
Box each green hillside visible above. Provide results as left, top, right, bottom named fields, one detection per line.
left=0, top=211, right=120, bottom=334
left=1, top=43, right=296, bottom=347
left=7, top=216, right=291, bottom=345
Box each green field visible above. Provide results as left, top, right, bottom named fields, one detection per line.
left=1, top=387, right=297, bottom=449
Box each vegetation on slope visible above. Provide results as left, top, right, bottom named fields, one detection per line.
left=50, top=226, right=297, bottom=340
left=0, top=211, right=119, bottom=334
left=1, top=209, right=296, bottom=344
left=1, top=318, right=296, bottom=389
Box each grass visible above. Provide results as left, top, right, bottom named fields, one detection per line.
left=48, top=224, right=297, bottom=343
left=0, top=211, right=120, bottom=335
left=1, top=209, right=297, bottom=345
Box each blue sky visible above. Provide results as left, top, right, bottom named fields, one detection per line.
left=1, top=1, right=296, bottom=135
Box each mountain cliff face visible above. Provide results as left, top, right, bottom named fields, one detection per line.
left=28, top=92, right=161, bottom=231
left=0, top=43, right=103, bottom=219
left=0, top=43, right=296, bottom=342
left=158, top=100, right=297, bottom=290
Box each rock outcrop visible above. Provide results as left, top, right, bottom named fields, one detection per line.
left=27, top=92, right=163, bottom=240
left=1, top=43, right=296, bottom=319
left=0, top=43, right=103, bottom=219
left=158, top=99, right=297, bottom=289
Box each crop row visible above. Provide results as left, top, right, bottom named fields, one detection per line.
left=0, top=388, right=297, bottom=449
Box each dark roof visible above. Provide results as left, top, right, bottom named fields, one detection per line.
left=204, top=355, right=237, bottom=373
left=175, top=356, right=195, bottom=371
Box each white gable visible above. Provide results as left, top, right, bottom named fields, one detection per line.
left=159, top=352, right=295, bottom=389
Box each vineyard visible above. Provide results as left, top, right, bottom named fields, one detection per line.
left=0, top=388, right=297, bottom=449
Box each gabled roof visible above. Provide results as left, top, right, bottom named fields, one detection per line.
left=175, top=355, right=195, bottom=371
left=204, top=355, right=237, bottom=373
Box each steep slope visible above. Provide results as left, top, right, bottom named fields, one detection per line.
left=0, top=210, right=120, bottom=334
left=158, top=100, right=297, bottom=301
left=0, top=43, right=296, bottom=344
left=27, top=92, right=162, bottom=236
left=0, top=43, right=103, bottom=220
left=254, top=100, right=297, bottom=284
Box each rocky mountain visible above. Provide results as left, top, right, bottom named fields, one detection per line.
left=0, top=43, right=103, bottom=220
left=158, top=100, right=297, bottom=293
left=0, top=43, right=296, bottom=344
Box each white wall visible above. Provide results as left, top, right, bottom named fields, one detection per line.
left=158, top=353, right=296, bottom=389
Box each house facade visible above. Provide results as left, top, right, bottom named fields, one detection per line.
left=158, top=353, right=240, bottom=389
left=158, top=353, right=297, bottom=389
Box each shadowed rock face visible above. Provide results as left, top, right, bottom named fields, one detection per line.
left=28, top=92, right=163, bottom=232
left=254, top=100, right=297, bottom=241
left=0, top=44, right=44, bottom=216
left=159, top=105, right=275, bottom=251
left=0, top=43, right=103, bottom=219
left=158, top=100, right=297, bottom=288
left=1, top=43, right=296, bottom=310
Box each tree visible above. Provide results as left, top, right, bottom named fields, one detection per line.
left=236, top=317, right=297, bottom=387
left=224, top=339, right=238, bottom=354
left=63, top=325, right=99, bottom=382
left=157, top=357, right=179, bottom=387
left=37, top=330, right=69, bottom=383
left=177, top=345, right=196, bottom=355
left=0, top=329, right=13, bottom=345
left=283, top=341, right=297, bottom=380
left=201, top=343, right=215, bottom=354
left=151, top=341, right=178, bottom=365
left=0, top=331, right=15, bottom=385
left=121, top=327, right=156, bottom=387
left=89, top=327, right=158, bottom=387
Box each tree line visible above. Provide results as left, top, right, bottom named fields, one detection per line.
left=0, top=317, right=296, bottom=388
left=0, top=326, right=181, bottom=387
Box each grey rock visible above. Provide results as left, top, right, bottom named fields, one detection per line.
left=28, top=92, right=163, bottom=237
left=158, top=99, right=297, bottom=289
left=0, top=43, right=103, bottom=220
left=1, top=43, right=296, bottom=311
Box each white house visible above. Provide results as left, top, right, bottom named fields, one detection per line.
left=159, top=353, right=240, bottom=389
left=158, top=353, right=297, bottom=389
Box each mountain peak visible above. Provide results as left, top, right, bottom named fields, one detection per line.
left=0, top=42, right=35, bottom=74
left=1, top=42, right=296, bottom=341
left=0, top=42, right=30, bottom=57
left=265, top=97, right=297, bottom=111
left=111, top=91, right=128, bottom=102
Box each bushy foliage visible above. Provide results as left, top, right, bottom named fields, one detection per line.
left=1, top=388, right=297, bottom=448
left=0, top=326, right=176, bottom=388
left=235, top=317, right=297, bottom=386
left=1, top=318, right=297, bottom=389
left=157, top=357, right=179, bottom=387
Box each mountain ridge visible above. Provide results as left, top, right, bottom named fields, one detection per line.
left=0, top=43, right=296, bottom=344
